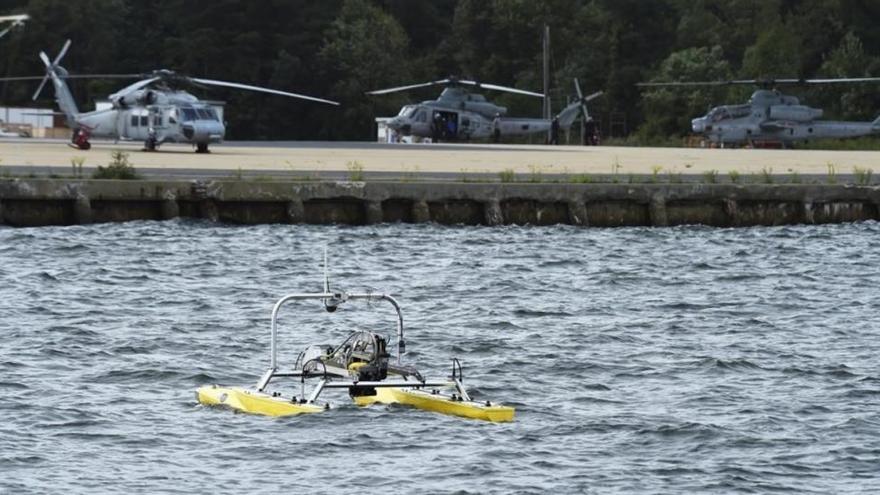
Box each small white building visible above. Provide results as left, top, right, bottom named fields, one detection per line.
left=0, top=106, right=56, bottom=136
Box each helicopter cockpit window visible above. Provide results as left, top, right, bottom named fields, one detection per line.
left=416, top=111, right=427, bottom=123
left=196, top=108, right=218, bottom=121
left=709, top=107, right=729, bottom=122
left=181, top=108, right=198, bottom=122
left=399, top=106, right=416, bottom=118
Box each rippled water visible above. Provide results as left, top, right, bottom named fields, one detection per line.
left=2, top=220, right=879, bottom=493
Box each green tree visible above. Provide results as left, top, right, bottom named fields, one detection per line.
left=641, top=46, right=733, bottom=138
left=816, top=32, right=880, bottom=120
left=319, top=0, right=411, bottom=139
left=740, top=23, right=802, bottom=78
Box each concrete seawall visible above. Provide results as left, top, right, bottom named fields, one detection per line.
left=1, top=179, right=878, bottom=228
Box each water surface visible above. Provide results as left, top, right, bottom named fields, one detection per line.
left=1, top=221, right=879, bottom=493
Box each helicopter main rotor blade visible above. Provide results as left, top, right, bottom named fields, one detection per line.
left=456, top=79, right=544, bottom=98
left=366, top=79, right=452, bottom=95
left=108, top=76, right=161, bottom=102
left=0, top=14, right=29, bottom=23
left=61, top=74, right=142, bottom=79
left=0, top=14, right=28, bottom=39
left=639, top=77, right=880, bottom=88
left=0, top=75, right=47, bottom=82
left=0, top=74, right=141, bottom=82
left=636, top=80, right=760, bottom=88
left=801, top=77, right=880, bottom=84
left=190, top=78, right=339, bottom=105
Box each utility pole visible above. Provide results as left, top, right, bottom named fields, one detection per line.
left=542, top=24, right=551, bottom=122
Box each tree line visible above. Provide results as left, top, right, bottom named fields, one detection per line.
left=0, top=0, right=878, bottom=142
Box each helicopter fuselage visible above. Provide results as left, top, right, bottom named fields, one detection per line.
left=72, top=89, right=224, bottom=151
left=387, top=102, right=558, bottom=142
left=77, top=102, right=224, bottom=147
left=692, top=89, right=880, bottom=146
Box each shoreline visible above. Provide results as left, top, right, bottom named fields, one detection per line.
left=1, top=178, right=877, bottom=228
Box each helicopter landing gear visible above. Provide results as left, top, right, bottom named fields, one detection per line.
left=144, top=137, right=158, bottom=152
left=70, top=129, right=91, bottom=150
left=195, top=142, right=210, bottom=154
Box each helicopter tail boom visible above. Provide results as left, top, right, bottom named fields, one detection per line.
left=555, top=101, right=583, bottom=128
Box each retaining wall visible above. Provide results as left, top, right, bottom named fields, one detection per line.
left=1, top=179, right=878, bottom=227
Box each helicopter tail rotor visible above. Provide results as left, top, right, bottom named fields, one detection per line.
left=33, top=39, right=71, bottom=101
left=31, top=39, right=80, bottom=126
left=574, top=78, right=588, bottom=121
left=556, top=79, right=602, bottom=128
left=32, top=53, right=51, bottom=101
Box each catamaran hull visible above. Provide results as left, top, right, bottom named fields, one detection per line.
left=197, top=386, right=326, bottom=416
left=197, top=385, right=515, bottom=422
left=353, top=387, right=515, bottom=422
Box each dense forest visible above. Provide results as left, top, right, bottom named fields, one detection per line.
left=0, top=0, right=878, bottom=142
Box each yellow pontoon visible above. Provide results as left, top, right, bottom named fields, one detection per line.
left=197, top=256, right=514, bottom=423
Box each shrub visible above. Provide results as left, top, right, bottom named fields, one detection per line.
left=826, top=163, right=837, bottom=184
left=728, top=170, right=741, bottom=184
left=703, top=169, right=718, bottom=184
left=650, top=165, right=662, bottom=183
left=71, top=157, right=85, bottom=178
left=346, top=161, right=364, bottom=181
left=853, top=166, right=873, bottom=185
left=93, top=151, right=139, bottom=180
left=527, top=164, right=544, bottom=183
left=498, top=168, right=516, bottom=183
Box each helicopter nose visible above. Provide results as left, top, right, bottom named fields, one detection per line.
left=183, top=121, right=225, bottom=142
left=387, top=118, right=411, bottom=135
left=387, top=117, right=404, bottom=130
left=692, top=117, right=707, bottom=133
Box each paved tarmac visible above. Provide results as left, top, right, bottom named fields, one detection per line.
left=1, top=138, right=877, bottom=181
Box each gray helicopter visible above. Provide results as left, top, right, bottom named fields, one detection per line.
left=2, top=40, right=338, bottom=152
left=368, top=77, right=601, bottom=143
left=639, top=78, right=880, bottom=147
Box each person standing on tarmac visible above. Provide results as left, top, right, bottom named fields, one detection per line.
left=550, top=117, right=560, bottom=145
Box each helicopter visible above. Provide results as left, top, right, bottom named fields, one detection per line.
left=0, top=40, right=339, bottom=152
left=368, top=77, right=601, bottom=144
left=0, top=14, right=27, bottom=40
left=638, top=78, right=880, bottom=147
